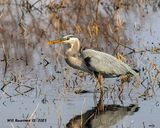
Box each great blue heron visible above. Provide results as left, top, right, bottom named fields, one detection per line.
left=48, top=35, right=140, bottom=94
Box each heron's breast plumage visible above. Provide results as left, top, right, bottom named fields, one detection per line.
left=65, top=56, right=92, bottom=73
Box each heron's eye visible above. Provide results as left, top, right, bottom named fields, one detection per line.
left=66, top=37, right=70, bottom=40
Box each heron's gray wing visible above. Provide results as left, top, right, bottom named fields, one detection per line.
left=81, top=49, right=137, bottom=77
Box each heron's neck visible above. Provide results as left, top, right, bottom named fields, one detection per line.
left=65, top=39, right=81, bottom=57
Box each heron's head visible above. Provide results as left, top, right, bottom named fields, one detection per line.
left=48, top=35, right=79, bottom=45
left=48, top=35, right=81, bottom=55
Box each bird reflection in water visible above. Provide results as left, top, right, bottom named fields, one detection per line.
left=66, top=93, right=139, bottom=128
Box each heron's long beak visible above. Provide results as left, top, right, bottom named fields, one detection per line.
left=48, top=39, right=65, bottom=45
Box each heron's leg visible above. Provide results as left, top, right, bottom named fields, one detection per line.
left=93, top=73, right=99, bottom=91
left=95, top=80, right=99, bottom=89
left=98, top=73, right=104, bottom=95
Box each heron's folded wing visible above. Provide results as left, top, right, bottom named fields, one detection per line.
left=81, top=49, right=137, bottom=76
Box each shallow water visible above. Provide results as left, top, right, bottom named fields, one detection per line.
left=0, top=1, right=160, bottom=128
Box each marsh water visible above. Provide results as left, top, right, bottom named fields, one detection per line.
left=0, top=0, right=160, bottom=128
